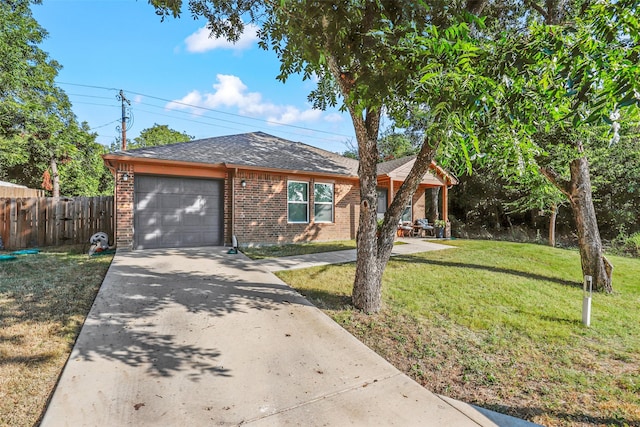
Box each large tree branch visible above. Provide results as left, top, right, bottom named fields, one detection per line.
left=525, top=0, right=549, bottom=21
left=379, top=135, right=440, bottom=257
left=465, top=0, right=488, bottom=15
left=540, top=166, right=571, bottom=197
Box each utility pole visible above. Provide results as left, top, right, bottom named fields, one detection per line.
left=116, top=90, right=131, bottom=150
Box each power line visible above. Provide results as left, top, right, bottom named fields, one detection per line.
left=71, top=101, right=119, bottom=108
left=72, top=96, right=347, bottom=147
left=89, top=119, right=120, bottom=131
left=67, top=93, right=116, bottom=101
left=129, top=89, right=353, bottom=139
left=57, top=81, right=353, bottom=140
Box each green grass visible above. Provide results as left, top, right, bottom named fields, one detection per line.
left=241, top=238, right=407, bottom=260
left=0, top=246, right=113, bottom=427
left=241, top=239, right=358, bottom=259
left=276, top=240, right=640, bottom=427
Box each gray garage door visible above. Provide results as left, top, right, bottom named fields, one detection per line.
left=134, top=175, right=224, bottom=249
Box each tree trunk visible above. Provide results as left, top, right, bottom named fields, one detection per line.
left=566, top=158, right=613, bottom=292
left=541, top=156, right=613, bottom=292
left=351, top=127, right=440, bottom=312
left=50, top=155, right=60, bottom=197
left=350, top=106, right=385, bottom=313
left=548, top=203, right=557, bottom=247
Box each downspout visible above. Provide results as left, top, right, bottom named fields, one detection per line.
left=230, top=167, right=236, bottom=247
left=104, top=158, right=118, bottom=246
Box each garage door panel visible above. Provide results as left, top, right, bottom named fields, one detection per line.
left=181, top=195, right=206, bottom=212
left=135, top=178, right=157, bottom=193
left=137, top=212, right=159, bottom=227
left=135, top=193, right=158, bottom=210
left=183, top=213, right=206, bottom=226
left=134, top=176, right=223, bottom=249
left=156, top=180, right=182, bottom=193
left=161, top=213, right=181, bottom=226
left=201, top=214, right=220, bottom=226
left=156, top=194, right=180, bottom=209
left=190, top=180, right=219, bottom=195
left=159, top=230, right=213, bottom=246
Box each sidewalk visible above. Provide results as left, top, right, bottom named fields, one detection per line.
left=255, top=238, right=451, bottom=272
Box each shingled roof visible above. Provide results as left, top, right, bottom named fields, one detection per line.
left=376, top=156, right=415, bottom=176
left=113, top=131, right=359, bottom=177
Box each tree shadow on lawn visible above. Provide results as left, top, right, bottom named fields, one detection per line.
left=392, top=255, right=581, bottom=289
left=0, top=353, right=56, bottom=366
left=481, top=403, right=640, bottom=427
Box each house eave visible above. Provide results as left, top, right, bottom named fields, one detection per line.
left=223, top=163, right=358, bottom=180
left=101, top=155, right=359, bottom=180
left=102, top=154, right=226, bottom=170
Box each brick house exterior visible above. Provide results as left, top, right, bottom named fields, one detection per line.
left=103, top=132, right=456, bottom=250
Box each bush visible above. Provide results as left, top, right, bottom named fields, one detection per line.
left=611, top=232, right=640, bottom=258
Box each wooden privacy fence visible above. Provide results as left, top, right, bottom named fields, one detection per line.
left=0, top=186, right=45, bottom=198
left=0, top=196, right=114, bottom=250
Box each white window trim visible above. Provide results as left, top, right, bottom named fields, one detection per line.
left=314, top=182, right=334, bottom=223
left=287, top=180, right=309, bottom=223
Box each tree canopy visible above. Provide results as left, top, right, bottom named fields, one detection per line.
left=128, top=123, right=194, bottom=149
left=0, top=0, right=112, bottom=196
left=149, top=0, right=640, bottom=303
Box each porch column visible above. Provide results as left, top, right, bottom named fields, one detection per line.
left=442, top=185, right=449, bottom=222
left=442, top=185, right=451, bottom=238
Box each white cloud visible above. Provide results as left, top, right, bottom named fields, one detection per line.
left=184, top=23, right=259, bottom=53
left=165, top=74, right=325, bottom=126
left=324, top=113, right=343, bottom=123
left=133, top=95, right=144, bottom=104
left=268, top=107, right=323, bottom=125
left=165, top=90, right=206, bottom=114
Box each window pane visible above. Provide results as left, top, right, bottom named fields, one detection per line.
left=376, top=188, right=387, bottom=215
left=314, top=204, right=333, bottom=222
left=288, top=203, right=308, bottom=222
left=402, top=206, right=412, bottom=222
left=314, top=183, right=333, bottom=203
left=288, top=182, right=308, bottom=202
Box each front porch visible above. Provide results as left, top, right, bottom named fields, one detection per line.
left=375, top=158, right=457, bottom=238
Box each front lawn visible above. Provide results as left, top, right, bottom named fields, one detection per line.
left=241, top=239, right=357, bottom=259
left=276, top=240, right=640, bottom=427
left=0, top=247, right=113, bottom=427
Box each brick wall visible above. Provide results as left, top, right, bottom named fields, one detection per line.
left=232, top=171, right=360, bottom=246
left=113, top=166, right=363, bottom=249
left=115, top=165, right=134, bottom=250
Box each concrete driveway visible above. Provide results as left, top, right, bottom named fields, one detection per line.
left=41, top=247, right=528, bottom=426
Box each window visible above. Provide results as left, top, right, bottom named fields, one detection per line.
left=401, top=198, right=412, bottom=223
left=287, top=181, right=308, bottom=223
left=376, top=188, right=388, bottom=220
left=314, top=183, right=334, bottom=223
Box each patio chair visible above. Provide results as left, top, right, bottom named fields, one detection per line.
left=397, top=221, right=413, bottom=237
left=414, top=219, right=435, bottom=237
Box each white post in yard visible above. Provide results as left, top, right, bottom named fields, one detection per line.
left=582, top=275, right=593, bottom=327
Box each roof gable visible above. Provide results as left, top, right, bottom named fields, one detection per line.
left=377, top=156, right=458, bottom=186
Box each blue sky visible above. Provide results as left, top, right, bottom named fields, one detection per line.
left=32, top=0, right=356, bottom=153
